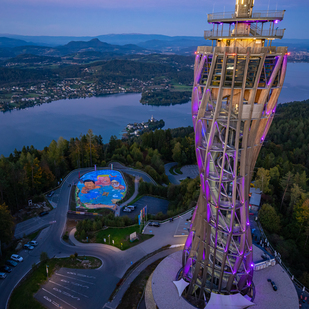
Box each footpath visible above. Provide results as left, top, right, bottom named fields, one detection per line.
left=102, top=246, right=183, bottom=309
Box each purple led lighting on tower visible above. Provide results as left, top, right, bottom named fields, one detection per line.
left=181, top=0, right=287, bottom=305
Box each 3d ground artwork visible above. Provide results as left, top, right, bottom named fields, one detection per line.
left=76, top=170, right=126, bottom=210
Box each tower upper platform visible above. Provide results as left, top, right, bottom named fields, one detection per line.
left=207, top=10, right=285, bottom=23
left=205, top=0, right=285, bottom=42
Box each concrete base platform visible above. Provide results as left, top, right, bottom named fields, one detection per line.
left=146, top=246, right=299, bottom=309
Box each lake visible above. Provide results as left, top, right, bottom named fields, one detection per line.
left=0, top=62, right=308, bottom=157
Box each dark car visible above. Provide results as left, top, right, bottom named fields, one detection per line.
left=271, top=281, right=277, bottom=291
left=0, top=265, right=12, bottom=273
left=47, top=191, right=54, bottom=197
left=39, top=211, right=49, bottom=217
left=149, top=221, right=160, bottom=227
left=267, top=278, right=277, bottom=291
left=5, top=260, right=18, bottom=267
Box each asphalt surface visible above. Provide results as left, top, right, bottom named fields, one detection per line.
left=164, top=162, right=178, bottom=184
left=14, top=189, right=60, bottom=239
left=35, top=267, right=118, bottom=309
left=164, top=163, right=198, bottom=185
left=120, top=196, right=169, bottom=219
left=0, top=166, right=187, bottom=309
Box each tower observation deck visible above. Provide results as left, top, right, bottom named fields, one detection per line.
left=181, top=0, right=288, bottom=307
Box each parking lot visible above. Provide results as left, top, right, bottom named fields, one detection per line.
left=181, top=165, right=199, bottom=179
left=120, top=196, right=169, bottom=219
left=35, top=267, right=114, bottom=309
left=174, top=218, right=191, bottom=237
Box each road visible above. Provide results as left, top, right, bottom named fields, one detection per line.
left=0, top=167, right=186, bottom=309
left=164, top=162, right=179, bottom=184
left=109, top=162, right=158, bottom=185
left=164, top=163, right=199, bottom=185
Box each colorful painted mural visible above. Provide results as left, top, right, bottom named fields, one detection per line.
left=76, top=170, right=126, bottom=210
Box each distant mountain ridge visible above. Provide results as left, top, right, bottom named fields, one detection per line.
left=0, top=34, right=308, bottom=63
left=0, top=38, right=154, bottom=60
left=0, top=33, right=203, bottom=46
left=0, top=37, right=39, bottom=48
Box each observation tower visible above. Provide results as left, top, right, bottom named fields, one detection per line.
left=182, top=0, right=288, bottom=306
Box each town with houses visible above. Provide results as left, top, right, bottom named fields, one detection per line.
left=0, top=77, right=166, bottom=112
left=123, top=115, right=164, bottom=138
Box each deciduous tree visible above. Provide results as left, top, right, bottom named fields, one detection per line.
left=0, top=203, right=15, bottom=256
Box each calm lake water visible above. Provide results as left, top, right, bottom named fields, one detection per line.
left=0, top=62, right=308, bottom=157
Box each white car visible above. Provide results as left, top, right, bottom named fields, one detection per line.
left=10, top=254, right=23, bottom=262
left=122, top=207, right=132, bottom=212
left=24, top=244, right=34, bottom=250
left=28, top=240, right=38, bottom=247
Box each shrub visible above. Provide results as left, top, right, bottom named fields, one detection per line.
left=40, top=251, right=49, bottom=262
left=80, top=230, right=86, bottom=240
left=63, top=232, right=69, bottom=240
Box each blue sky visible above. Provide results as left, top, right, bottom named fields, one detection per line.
left=0, top=0, right=306, bottom=39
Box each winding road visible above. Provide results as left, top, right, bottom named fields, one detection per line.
left=0, top=166, right=187, bottom=309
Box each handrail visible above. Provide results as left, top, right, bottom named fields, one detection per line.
left=207, top=10, right=285, bottom=21
left=204, top=28, right=285, bottom=39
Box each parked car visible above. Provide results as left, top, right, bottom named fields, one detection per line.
left=5, top=260, right=18, bottom=267
left=126, top=205, right=135, bottom=211
left=47, top=191, right=54, bottom=197
left=0, top=265, right=12, bottom=273
left=39, top=211, right=49, bottom=217
left=122, top=207, right=132, bottom=212
left=149, top=221, right=160, bottom=227
left=10, top=254, right=23, bottom=262
left=23, top=244, right=34, bottom=250
left=0, top=272, right=7, bottom=279
left=28, top=240, right=38, bottom=247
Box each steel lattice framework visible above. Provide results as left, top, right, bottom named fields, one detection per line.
left=182, top=0, right=287, bottom=304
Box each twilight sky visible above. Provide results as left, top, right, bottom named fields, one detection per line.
left=0, top=0, right=306, bottom=39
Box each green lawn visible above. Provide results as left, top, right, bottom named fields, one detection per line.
left=175, top=167, right=183, bottom=175
left=169, top=166, right=177, bottom=175
left=171, top=83, right=192, bottom=91
left=9, top=256, right=101, bottom=309
left=95, top=225, right=153, bottom=250
left=87, top=208, right=114, bottom=215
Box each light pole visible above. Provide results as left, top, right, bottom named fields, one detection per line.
left=108, top=234, right=110, bottom=245
left=46, top=265, right=49, bottom=277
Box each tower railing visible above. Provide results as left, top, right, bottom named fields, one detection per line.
left=204, top=28, right=285, bottom=40
left=207, top=10, right=285, bottom=22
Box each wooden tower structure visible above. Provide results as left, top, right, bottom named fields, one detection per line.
left=182, top=0, right=288, bottom=305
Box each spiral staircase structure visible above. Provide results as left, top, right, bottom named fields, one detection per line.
left=181, top=0, right=288, bottom=305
